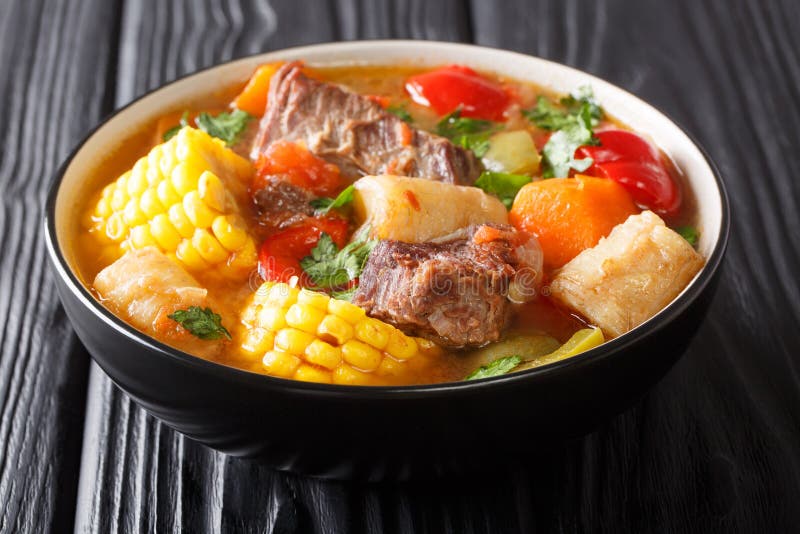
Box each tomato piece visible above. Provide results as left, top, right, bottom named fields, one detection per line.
left=254, top=140, right=342, bottom=197
left=257, top=217, right=349, bottom=284
left=576, top=130, right=681, bottom=216
left=405, top=65, right=510, bottom=121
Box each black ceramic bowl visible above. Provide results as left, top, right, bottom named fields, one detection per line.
left=44, top=41, right=729, bottom=479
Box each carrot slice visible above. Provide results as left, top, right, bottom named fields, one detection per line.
left=509, top=176, right=638, bottom=270
left=232, top=62, right=284, bottom=116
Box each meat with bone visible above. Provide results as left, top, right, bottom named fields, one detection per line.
left=251, top=62, right=482, bottom=185
left=353, top=224, right=543, bottom=348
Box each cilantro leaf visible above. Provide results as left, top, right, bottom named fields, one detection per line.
left=523, top=97, right=577, bottom=131
left=300, top=232, right=377, bottom=290
left=309, top=184, right=355, bottom=215
left=466, top=355, right=522, bottom=380
left=560, top=85, right=603, bottom=126
left=474, top=171, right=532, bottom=209
left=195, top=109, right=253, bottom=146
left=524, top=85, right=603, bottom=131
left=331, top=287, right=357, bottom=302
left=676, top=226, right=699, bottom=247
left=541, top=105, right=598, bottom=178
left=168, top=306, right=231, bottom=340
left=387, top=104, right=414, bottom=124
left=162, top=111, right=190, bottom=142
left=436, top=109, right=499, bottom=157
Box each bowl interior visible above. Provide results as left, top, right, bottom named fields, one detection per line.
left=50, top=40, right=726, bottom=379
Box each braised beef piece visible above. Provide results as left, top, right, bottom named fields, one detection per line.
left=253, top=177, right=316, bottom=231
left=250, top=62, right=481, bottom=185
left=353, top=225, right=540, bottom=348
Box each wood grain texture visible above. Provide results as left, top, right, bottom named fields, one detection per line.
left=0, top=0, right=797, bottom=532
left=0, top=0, right=123, bottom=532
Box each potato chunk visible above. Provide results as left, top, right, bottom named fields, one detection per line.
left=352, top=174, right=508, bottom=242
left=549, top=211, right=704, bottom=338
left=94, top=247, right=224, bottom=358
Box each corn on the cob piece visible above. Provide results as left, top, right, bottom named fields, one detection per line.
left=83, top=127, right=256, bottom=280
left=237, top=282, right=441, bottom=385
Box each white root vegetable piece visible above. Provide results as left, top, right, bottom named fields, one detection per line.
left=93, top=247, right=224, bottom=358
left=352, top=174, right=508, bottom=242
left=481, top=130, right=540, bottom=175
left=549, top=211, right=704, bottom=338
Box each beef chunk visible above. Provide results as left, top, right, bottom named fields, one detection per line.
left=251, top=62, right=481, bottom=185
left=353, top=225, right=542, bottom=348
left=253, top=177, right=315, bottom=231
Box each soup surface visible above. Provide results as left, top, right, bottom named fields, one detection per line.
left=76, top=61, right=703, bottom=385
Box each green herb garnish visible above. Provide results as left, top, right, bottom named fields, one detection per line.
left=195, top=109, right=253, bottom=146
left=387, top=104, right=414, bottom=124
left=436, top=109, right=499, bottom=158
left=560, top=85, right=603, bottom=126
left=168, top=306, right=231, bottom=340
left=524, top=85, right=603, bottom=130
left=309, top=184, right=355, bottom=215
left=162, top=111, right=190, bottom=142
left=541, top=105, right=599, bottom=178
left=300, top=231, right=377, bottom=290
left=466, top=355, right=522, bottom=380
left=331, top=287, right=357, bottom=302
left=474, top=171, right=532, bottom=209
left=676, top=226, right=699, bottom=247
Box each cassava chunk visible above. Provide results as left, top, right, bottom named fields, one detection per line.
left=352, top=174, right=508, bottom=243
left=94, top=247, right=224, bottom=358
left=549, top=211, right=704, bottom=338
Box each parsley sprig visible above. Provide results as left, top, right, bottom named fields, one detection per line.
left=474, top=171, right=532, bottom=209
left=300, top=230, right=377, bottom=290
left=435, top=109, right=499, bottom=157
left=466, top=355, right=522, bottom=380
left=162, top=109, right=253, bottom=146
left=168, top=306, right=231, bottom=340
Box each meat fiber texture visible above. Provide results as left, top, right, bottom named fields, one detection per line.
left=251, top=62, right=481, bottom=185
left=353, top=224, right=541, bottom=348
left=549, top=210, right=705, bottom=338
left=94, top=247, right=223, bottom=358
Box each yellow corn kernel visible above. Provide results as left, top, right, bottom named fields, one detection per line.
left=129, top=224, right=158, bottom=249
left=297, top=289, right=330, bottom=311
left=256, top=306, right=287, bottom=331
left=304, top=339, right=342, bottom=370
left=211, top=215, right=247, bottom=252
left=191, top=228, right=229, bottom=264
left=105, top=213, right=128, bottom=242
left=139, top=188, right=165, bottom=218
left=332, top=364, right=374, bottom=386
left=149, top=214, right=181, bottom=251
left=341, top=339, right=382, bottom=371
left=328, top=299, right=366, bottom=324
left=316, top=314, right=353, bottom=346
left=262, top=350, right=302, bottom=378
left=101, top=181, right=117, bottom=199
left=241, top=328, right=274, bottom=356
left=226, top=239, right=257, bottom=272
left=252, top=282, right=274, bottom=304
left=198, top=171, right=227, bottom=211
left=94, top=196, right=112, bottom=219
left=157, top=179, right=182, bottom=208
left=158, top=144, right=177, bottom=177
left=126, top=166, right=149, bottom=196
left=122, top=198, right=147, bottom=226
left=265, top=283, right=299, bottom=308
left=110, top=187, right=129, bottom=211
left=170, top=161, right=200, bottom=196
left=147, top=145, right=164, bottom=177
left=183, top=191, right=217, bottom=228
left=285, top=303, right=325, bottom=334
left=376, top=355, right=404, bottom=377
left=168, top=204, right=194, bottom=238
left=176, top=239, right=210, bottom=270
left=354, top=318, right=392, bottom=350
left=385, top=330, right=417, bottom=361
left=274, top=328, right=315, bottom=355
left=293, top=364, right=332, bottom=384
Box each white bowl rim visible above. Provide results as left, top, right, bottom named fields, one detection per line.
left=44, top=39, right=730, bottom=394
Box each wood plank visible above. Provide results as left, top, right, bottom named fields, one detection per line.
left=0, top=0, right=122, bottom=532
left=73, top=0, right=800, bottom=532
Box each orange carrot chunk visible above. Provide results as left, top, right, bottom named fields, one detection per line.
left=232, top=62, right=284, bottom=116
left=509, top=175, right=638, bottom=270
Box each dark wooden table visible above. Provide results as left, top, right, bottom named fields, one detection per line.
left=2, top=0, right=799, bottom=532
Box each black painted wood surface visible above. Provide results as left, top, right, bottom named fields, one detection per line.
left=2, top=0, right=799, bottom=532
